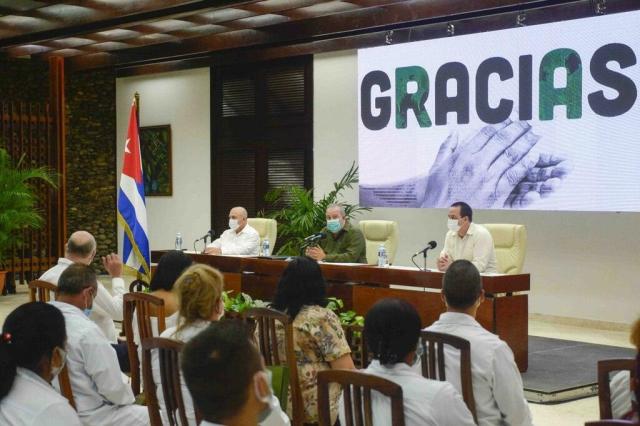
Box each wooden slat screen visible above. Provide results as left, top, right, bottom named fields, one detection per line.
left=222, top=77, right=255, bottom=117
left=0, top=101, right=59, bottom=283
left=212, top=56, right=312, bottom=237
left=218, top=150, right=257, bottom=215
left=266, top=68, right=305, bottom=115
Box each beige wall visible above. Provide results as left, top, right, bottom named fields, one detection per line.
left=314, top=50, right=640, bottom=325
left=114, top=54, right=640, bottom=325
left=116, top=68, right=211, bottom=252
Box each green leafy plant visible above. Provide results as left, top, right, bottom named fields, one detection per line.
left=327, top=297, right=364, bottom=327
left=222, top=290, right=268, bottom=314
left=263, top=162, right=371, bottom=255
left=0, top=146, right=57, bottom=270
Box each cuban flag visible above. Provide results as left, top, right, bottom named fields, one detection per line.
left=117, top=100, right=150, bottom=280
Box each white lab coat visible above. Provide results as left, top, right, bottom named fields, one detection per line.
left=153, top=320, right=289, bottom=426
left=425, top=312, right=533, bottom=426
left=207, top=224, right=260, bottom=255
left=0, top=367, right=82, bottom=426
left=41, top=258, right=125, bottom=343
left=49, top=301, right=148, bottom=426
left=339, top=360, right=475, bottom=426
left=611, top=371, right=634, bottom=419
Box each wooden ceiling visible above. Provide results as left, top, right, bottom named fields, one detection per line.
left=0, top=0, right=630, bottom=71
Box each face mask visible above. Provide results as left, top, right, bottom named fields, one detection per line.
left=50, top=347, right=67, bottom=378
left=255, top=370, right=280, bottom=423
left=83, top=289, right=94, bottom=317
left=447, top=218, right=461, bottom=233
left=326, top=218, right=342, bottom=233
left=412, top=344, right=424, bottom=367
left=229, top=219, right=239, bottom=230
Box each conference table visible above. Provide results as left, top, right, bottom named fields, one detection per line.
left=151, top=251, right=530, bottom=371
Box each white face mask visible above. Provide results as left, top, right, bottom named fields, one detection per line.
left=228, top=218, right=239, bottom=230
left=447, top=218, right=461, bottom=233
left=50, top=346, right=67, bottom=378
left=255, top=370, right=283, bottom=424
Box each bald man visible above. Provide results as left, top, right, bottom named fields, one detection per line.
left=205, top=206, right=260, bottom=256
left=40, top=231, right=126, bottom=344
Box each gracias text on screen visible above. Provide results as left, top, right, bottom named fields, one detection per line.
left=360, top=43, right=637, bottom=130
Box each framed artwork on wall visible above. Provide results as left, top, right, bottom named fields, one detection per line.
left=139, top=125, right=172, bottom=196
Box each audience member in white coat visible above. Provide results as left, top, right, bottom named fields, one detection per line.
left=49, top=264, right=148, bottom=426
left=0, top=302, right=81, bottom=426
left=340, top=298, right=475, bottom=426
left=40, top=231, right=129, bottom=371
left=609, top=318, right=640, bottom=421
left=425, top=259, right=533, bottom=426
left=182, top=320, right=290, bottom=426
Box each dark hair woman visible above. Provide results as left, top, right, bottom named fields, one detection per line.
left=133, top=250, right=192, bottom=350
left=271, top=256, right=355, bottom=424
left=0, top=302, right=81, bottom=425
left=345, top=298, right=474, bottom=426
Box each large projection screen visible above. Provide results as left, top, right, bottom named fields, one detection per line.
left=358, top=11, right=640, bottom=212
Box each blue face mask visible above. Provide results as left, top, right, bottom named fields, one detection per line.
left=326, top=218, right=342, bottom=233
left=84, top=289, right=94, bottom=318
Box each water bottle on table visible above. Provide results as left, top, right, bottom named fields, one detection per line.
left=175, top=232, right=183, bottom=251
left=377, top=244, right=388, bottom=267
left=261, top=238, right=270, bottom=256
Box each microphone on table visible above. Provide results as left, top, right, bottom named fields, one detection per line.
left=195, top=230, right=215, bottom=243
left=413, top=240, right=437, bottom=257
left=303, top=232, right=326, bottom=243
left=411, top=240, right=437, bottom=271
left=194, top=230, right=215, bottom=253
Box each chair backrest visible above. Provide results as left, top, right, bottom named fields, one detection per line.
left=28, top=279, right=57, bottom=302
left=123, top=293, right=166, bottom=396
left=585, top=421, right=640, bottom=425
left=129, top=279, right=150, bottom=293
left=344, top=324, right=370, bottom=369
left=247, top=218, right=278, bottom=249
left=141, top=337, right=190, bottom=426
left=420, top=330, right=477, bottom=423
left=242, top=307, right=303, bottom=425
left=317, top=369, right=405, bottom=426
left=358, top=220, right=399, bottom=265
left=597, top=358, right=637, bottom=419
left=482, top=224, right=527, bottom=274
left=58, top=363, right=76, bottom=411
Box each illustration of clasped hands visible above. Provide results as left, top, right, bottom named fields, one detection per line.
left=422, top=119, right=570, bottom=208
left=361, top=119, right=570, bottom=209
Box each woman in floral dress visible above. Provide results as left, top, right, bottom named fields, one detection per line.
left=271, top=256, right=355, bottom=424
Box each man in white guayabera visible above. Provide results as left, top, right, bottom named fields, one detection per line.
left=205, top=206, right=260, bottom=256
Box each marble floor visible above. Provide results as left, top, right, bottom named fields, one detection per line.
left=0, top=284, right=634, bottom=426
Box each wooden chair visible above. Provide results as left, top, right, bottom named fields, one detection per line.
left=585, top=421, right=640, bottom=425
left=242, top=307, right=303, bottom=426
left=598, top=358, right=637, bottom=419
left=28, top=279, right=57, bottom=302
left=141, top=337, right=195, bottom=426
left=129, top=279, right=150, bottom=293
left=317, top=369, right=405, bottom=426
left=420, top=330, right=477, bottom=423
left=58, top=364, right=76, bottom=410
left=123, top=292, right=166, bottom=396
left=344, top=324, right=370, bottom=369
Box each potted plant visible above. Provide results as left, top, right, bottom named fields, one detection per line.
left=263, top=162, right=371, bottom=255
left=0, top=146, right=57, bottom=294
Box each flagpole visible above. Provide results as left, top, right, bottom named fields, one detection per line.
left=133, top=92, right=143, bottom=283
left=134, top=92, right=140, bottom=130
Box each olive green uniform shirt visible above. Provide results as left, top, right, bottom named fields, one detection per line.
left=319, top=222, right=367, bottom=263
